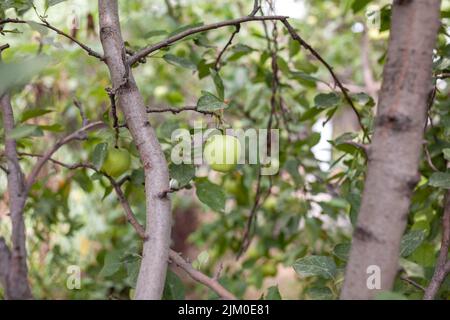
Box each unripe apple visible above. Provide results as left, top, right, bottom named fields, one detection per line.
left=101, top=148, right=131, bottom=177
left=203, top=135, right=241, bottom=173
left=261, top=262, right=277, bottom=277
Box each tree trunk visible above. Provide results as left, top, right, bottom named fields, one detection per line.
left=0, top=94, right=33, bottom=299
left=98, top=0, right=172, bottom=300
left=341, top=0, right=441, bottom=299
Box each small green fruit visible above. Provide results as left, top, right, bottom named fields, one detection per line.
left=262, top=262, right=277, bottom=277
left=101, top=148, right=131, bottom=177
left=203, top=135, right=241, bottom=173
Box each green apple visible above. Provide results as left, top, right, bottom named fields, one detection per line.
left=203, top=135, right=241, bottom=173
left=262, top=195, right=277, bottom=211
left=101, top=148, right=131, bottom=177
left=261, top=262, right=277, bottom=277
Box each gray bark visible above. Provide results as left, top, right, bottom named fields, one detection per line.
left=98, top=0, right=172, bottom=299
left=341, top=0, right=442, bottom=299
left=1, top=94, right=33, bottom=299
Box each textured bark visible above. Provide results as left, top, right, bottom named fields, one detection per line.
left=341, top=0, right=441, bottom=299
left=98, top=0, right=172, bottom=299
left=0, top=94, right=33, bottom=299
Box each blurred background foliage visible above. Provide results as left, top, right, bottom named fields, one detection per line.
left=0, top=0, right=450, bottom=300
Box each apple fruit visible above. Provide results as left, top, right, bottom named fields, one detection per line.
left=101, top=147, right=131, bottom=177
left=203, top=134, right=241, bottom=173
left=261, top=262, right=277, bottom=277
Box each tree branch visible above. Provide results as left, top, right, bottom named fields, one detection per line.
left=0, top=18, right=104, bottom=60
left=0, top=237, right=11, bottom=292
left=99, top=0, right=172, bottom=300
left=168, top=251, right=237, bottom=300
left=146, top=105, right=216, bottom=116
left=24, top=121, right=105, bottom=194
left=128, top=15, right=288, bottom=65
left=424, top=187, right=450, bottom=299
left=214, top=24, right=240, bottom=70
left=0, top=92, right=32, bottom=299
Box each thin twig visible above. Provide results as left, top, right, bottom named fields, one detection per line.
left=169, top=250, right=236, bottom=300
left=73, top=99, right=88, bottom=127
left=424, top=187, right=450, bottom=299
left=214, top=24, right=240, bottom=70
left=106, top=88, right=120, bottom=148
left=399, top=274, right=425, bottom=292
left=0, top=18, right=104, bottom=60
left=249, top=0, right=261, bottom=17
left=146, top=105, right=217, bottom=116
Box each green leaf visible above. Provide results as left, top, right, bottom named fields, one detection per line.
left=400, top=230, right=425, bottom=257
left=99, top=251, right=123, bottom=277
left=375, top=291, right=408, bottom=300
left=169, top=22, right=204, bottom=37
left=265, top=286, right=282, bottom=300
left=197, top=91, right=227, bottom=111
left=305, top=287, right=334, bottom=300
left=124, top=258, right=140, bottom=288
left=291, top=71, right=320, bottom=87
left=192, top=250, right=209, bottom=269
left=429, top=172, right=450, bottom=189
left=333, top=243, right=351, bottom=261
left=169, top=163, right=195, bottom=187
left=39, top=124, right=64, bottom=132
left=20, top=108, right=54, bottom=122
left=443, top=148, right=450, bottom=161
left=163, top=54, right=196, bottom=69
left=46, top=0, right=67, bottom=8
left=0, top=56, right=51, bottom=95
left=144, top=30, right=167, bottom=39
left=9, top=124, right=42, bottom=140
left=399, top=258, right=425, bottom=279
left=293, top=255, right=337, bottom=279
left=130, top=169, right=145, bottom=186
left=92, top=143, right=108, bottom=170
left=284, top=158, right=302, bottom=185
left=288, top=38, right=301, bottom=57
left=26, top=20, right=49, bottom=36
left=195, top=178, right=226, bottom=212
left=351, top=0, right=372, bottom=13
left=102, top=186, right=113, bottom=201
left=299, top=106, right=323, bottom=121
left=210, top=69, right=225, bottom=100
left=163, top=270, right=185, bottom=300
left=228, top=44, right=254, bottom=61
left=314, top=93, right=340, bottom=108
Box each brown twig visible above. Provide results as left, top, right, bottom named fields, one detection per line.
left=249, top=0, right=261, bottom=17
left=424, top=188, right=450, bottom=299
left=168, top=250, right=236, bottom=300
left=146, top=105, right=217, bottom=116
left=399, top=274, right=425, bottom=292
left=214, top=24, right=240, bottom=70
left=0, top=18, right=104, bottom=60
